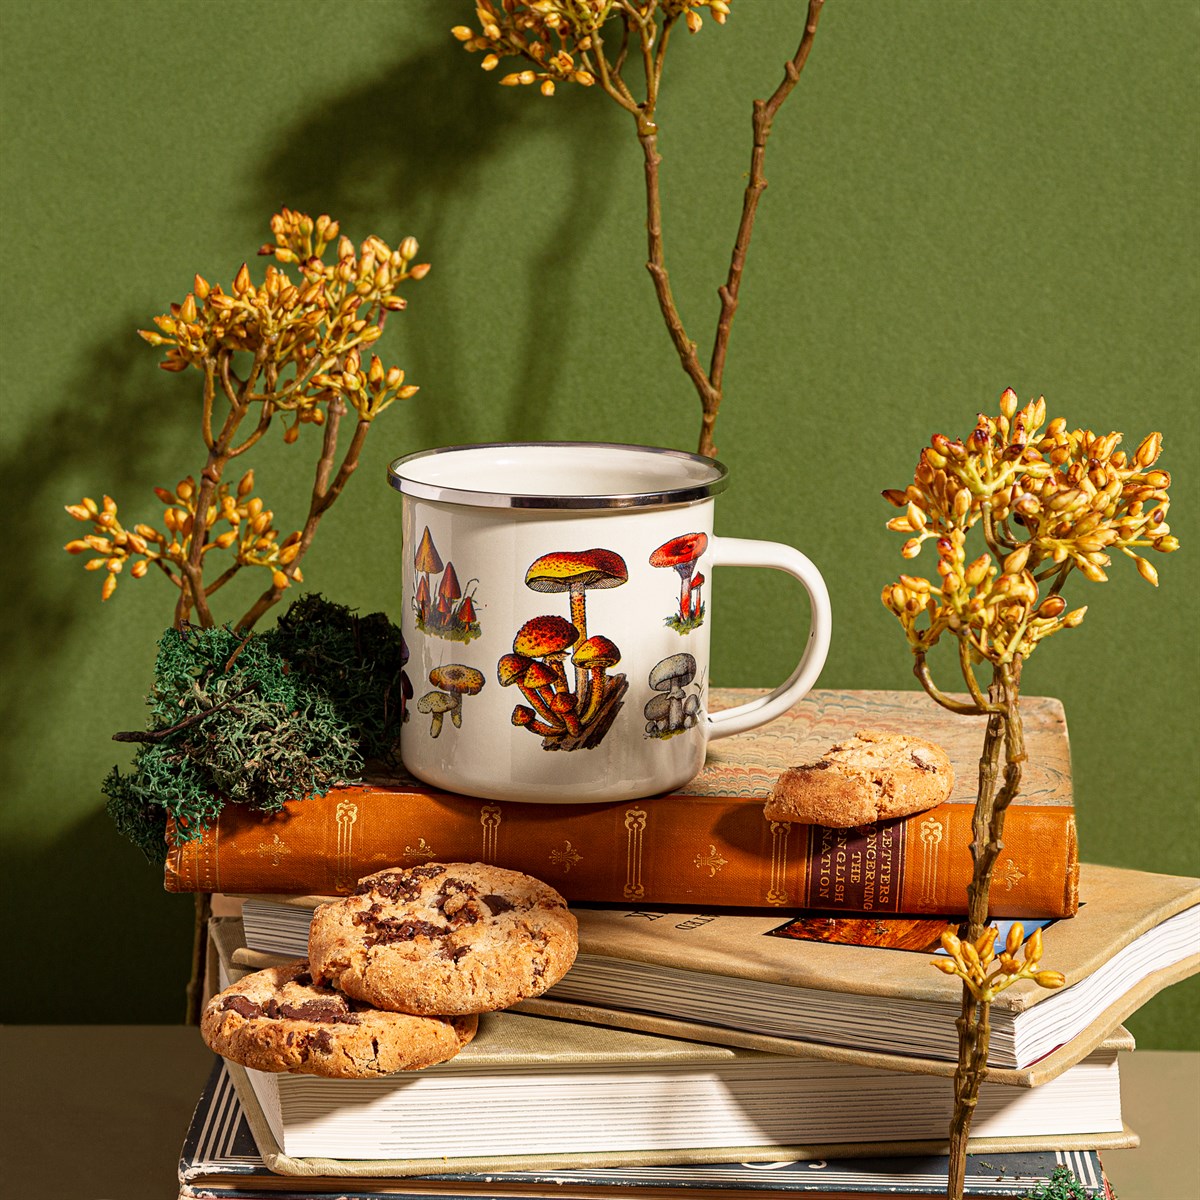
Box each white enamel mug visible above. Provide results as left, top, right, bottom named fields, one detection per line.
left=388, top=443, right=831, bottom=804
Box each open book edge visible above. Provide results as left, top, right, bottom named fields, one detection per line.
left=182, top=1058, right=1118, bottom=1198
left=222, top=1055, right=1139, bottom=1180
left=231, top=863, right=1199, bottom=1010
left=209, top=919, right=1137, bottom=1177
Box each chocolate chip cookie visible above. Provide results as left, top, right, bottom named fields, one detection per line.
left=201, top=958, right=477, bottom=1077
left=764, top=728, right=955, bottom=828
left=308, top=863, right=578, bottom=1016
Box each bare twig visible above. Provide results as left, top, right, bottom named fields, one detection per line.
left=913, top=653, right=993, bottom=717
left=705, top=0, right=825, bottom=455
left=235, top=403, right=373, bottom=631
left=111, top=685, right=254, bottom=743
left=595, top=0, right=825, bottom=458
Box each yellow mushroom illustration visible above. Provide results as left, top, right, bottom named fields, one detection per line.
left=419, top=664, right=485, bottom=735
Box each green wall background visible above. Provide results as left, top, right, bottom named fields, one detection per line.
left=2, top=1, right=1196, bottom=1042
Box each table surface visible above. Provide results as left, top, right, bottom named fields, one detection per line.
left=0, top=1026, right=1195, bottom=1200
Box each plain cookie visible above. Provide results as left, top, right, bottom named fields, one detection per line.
left=201, top=958, right=477, bottom=1077
left=763, top=728, right=954, bottom=827
left=308, top=863, right=578, bottom=1016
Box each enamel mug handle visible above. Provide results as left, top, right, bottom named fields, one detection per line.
left=706, top=536, right=832, bottom=741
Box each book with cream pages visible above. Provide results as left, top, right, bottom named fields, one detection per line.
left=179, top=1055, right=1116, bottom=1197
left=229, top=861, right=1198, bottom=1081
left=207, top=916, right=1136, bottom=1172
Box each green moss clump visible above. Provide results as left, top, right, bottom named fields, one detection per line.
left=266, top=593, right=406, bottom=763
left=104, top=595, right=405, bottom=865
left=1024, top=1166, right=1098, bottom=1199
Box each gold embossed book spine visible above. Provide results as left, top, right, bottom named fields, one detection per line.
left=164, top=691, right=1080, bottom=917
left=164, top=786, right=1079, bottom=916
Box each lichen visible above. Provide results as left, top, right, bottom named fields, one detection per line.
left=267, top=592, right=406, bottom=763
left=104, top=595, right=403, bottom=864
left=1024, top=1166, right=1100, bottom=1199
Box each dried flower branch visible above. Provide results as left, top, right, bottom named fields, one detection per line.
left=882, top=389, right=1177, bottom=1200
left=65, top=208, right=428, bottom=630
left=933, top=919, right=1065, bottom=1165
left=452, top=0, right=825, bottom=458
left=933, top=923, right=1066, bottom=1004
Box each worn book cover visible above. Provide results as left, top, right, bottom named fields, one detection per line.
left=180, top=1056, right=1114, bottom=1197
left=166, top=689, right=1078, bottom=916
left=529, top=862, right=1199, bottom=1073
left=227, top=862, right=1197, bottom=1078
left=208, top=916, right=1135, bottom=1174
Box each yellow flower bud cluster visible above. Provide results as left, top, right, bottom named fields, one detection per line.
left=452, top=1, right=730, bottom=95
left=66, top=470, right=303, bottom=603
left=932, top=922, right=1066, bottom=1005
left=882, top=390, right=1176, bottom=665
left=69, top=210, right=427, bottom=628
left=137, top=209, right=426, bottom=428
left=664, top=0, right=730, bottom=34
left=312, top=348, right=419, bottom=424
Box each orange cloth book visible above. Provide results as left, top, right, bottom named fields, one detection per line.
left=164, top=689, right=1079, bottom=917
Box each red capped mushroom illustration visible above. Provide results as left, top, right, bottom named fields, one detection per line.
left=501, top=548, right=629, bottom=751
left=649, top=532, right=708, bottom=633
left=437, top=563, right=462, bottom=620
left=416, top=663, right=486, bottom=737
left=525, top=549, right=627, bottom=693
left=411, top=525, right=482, bottom=643
left=414, top=573, right=431, bottom=624
left=644, top=652, right=703, bottom=739
left=513, top=615, right=579, bottom=695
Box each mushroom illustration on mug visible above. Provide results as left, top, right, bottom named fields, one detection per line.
left=416, top=664, right=485, bottom=737
left=645, top=652, right=703, bottom=738
left=649, top=533, right=708, bottom=633
left=411, top=526, right=482, bottom=643
left=501, top=549, right=630, bottom=751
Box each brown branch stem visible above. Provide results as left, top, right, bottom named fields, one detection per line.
left=707, top=0, right=825, bottom=416
left=204, top=560, right=242, bottom=597
left=946, top=657, right=1026, bottom=1198
left=589, top=32, right=641, bottom=115
left=637, top=129, right=720, bottom=407
left=234, top=402, right=370, bottom=630
left=913, top=653, right=993, bottom=717
left=201, top=359, right=217, bottom=450
left=230, top=402, right=275, bottom=458
left=152, top=558, right=183, bottom=588
left=947, top=993, right=991, bottom=1198
left=957, top=637, right=990, bottom=712
left=607, top=0, right=824, bottom=459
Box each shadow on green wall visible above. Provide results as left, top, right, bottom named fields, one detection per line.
left=0, top=328, right=171, bottom=783
left=250, top=32, right=624, bottom=448
left=4, top=809, right=198, bottom=1023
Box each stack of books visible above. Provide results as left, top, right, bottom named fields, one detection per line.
left=173, top=690, right=1200, bottom=1199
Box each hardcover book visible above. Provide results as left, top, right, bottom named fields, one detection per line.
left=179, top=1057, right=1114, bottom=1198
left=167, top=688, right=1079, bottom=917
left=208, top=917, right=1135, bottom=1172
left=231, top=863, right=1199, bottom=1080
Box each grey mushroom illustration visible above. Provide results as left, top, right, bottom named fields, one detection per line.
left=417, top=690, right=455, bottom=737
left=644, top=692, right=671, bottom=735
left=648, top=652, right=697, bottom=732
